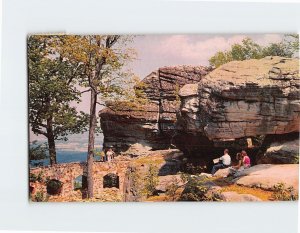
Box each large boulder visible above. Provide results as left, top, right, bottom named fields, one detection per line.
left=233, top=164, right=299, bottom=192
left=258, top=138, right=299, bottom=164
left=177, top=56, right=299, bottom=152
left=99, top=65, right=212, bottom=151
left=156, top=175, right=185, bottom=192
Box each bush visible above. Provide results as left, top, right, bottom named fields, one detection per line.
left=29, top=172, right=44, bottom=183
left=166, top=177, right=180, bottom=201
left=179, top=174, right=221, bottom=202
left=142, top=164, right=159, bottom=198
left=272, top=183, right=298, bottom=201
left=33, top=191, right=48, bottom=202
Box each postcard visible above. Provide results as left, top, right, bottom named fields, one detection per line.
left=28, top=34, right=299, bottom=202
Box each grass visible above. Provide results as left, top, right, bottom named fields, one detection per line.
left=206, top=176, right=274, bottom=201
left=133, top=154, right=165, bottom=166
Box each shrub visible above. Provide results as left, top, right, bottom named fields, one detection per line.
left=142, top=164, right=159, bottom=198
left=272, top=183, right=298, bottom=201
left=127, top=166, right=143, bottom=199
left=179, top=174, right=221, bottom=202
left=165, top=177, right=180, bottom=201
left=33, top=191, right=48, bottom=202
left=29, top=172, right=44, bottom=183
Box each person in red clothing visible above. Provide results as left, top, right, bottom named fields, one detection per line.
left=229, top=150, right=251, bottom=176
left=241, top=150, right=251, bottom=168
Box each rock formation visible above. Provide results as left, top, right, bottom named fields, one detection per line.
left=233, top=164, right=299, bottom=192
left=99, top=65, right=212, bottom=152
left=176, top=56, right=300, bottom=153
left=256, top=133, right=299, bottom=164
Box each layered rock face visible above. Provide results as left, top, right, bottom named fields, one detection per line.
left=99, top=66, right=212, bottom=151
left=177, top=56, right=299, bottom=152
left=256, top=133, right=299, bottom=164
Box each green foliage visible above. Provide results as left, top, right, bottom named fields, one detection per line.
left=29, top=141, right=48, bottom=161
left=29, top=171, right=44, bottom=183
left=179, top=174, right=221, bottom=201
left=272, top=183, right=298, bottom=201
left=165, top=177, right=180, bottom=201
left=74, top=181, right=81, bottom=190
left=28, top=35, right=89, bottom=141
left=33, top=191, right=48, bottom=202
left=183, top=163, right=206, bottom=175
left=142, top=164, right=159, bottom=198
left=209, top=51, right=233, bottom=68
left=209, top=36, right=298, bottom=68
left=284, top=34, right=299, bottom=54
left=104, top=76, right=149, bottom=112
left=127, top=167, right=143, bottom=199
left=55, top=35, right=138, bottom=105
left=292, top=153, right=299, bottom=164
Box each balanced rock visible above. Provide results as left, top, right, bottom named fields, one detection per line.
left=177, top=56, right=299, bottom=151
left=99, top=65, right=212, bottom=151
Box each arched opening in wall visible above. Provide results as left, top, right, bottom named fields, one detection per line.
left=46, top=179, right=63, bottom=195
left=103, top=173, right=119, bottom=189
left=29, top=185, right=34, bottom=194
left=74, top=175, right=87, bottom=191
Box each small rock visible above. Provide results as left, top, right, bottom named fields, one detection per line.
left=220, top=191, right=262, bottom=202
left=214, top=167, right=231, bottom=178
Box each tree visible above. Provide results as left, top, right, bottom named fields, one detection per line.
left=28, top=36, right=88, bottom=165
left=29, top=140, right=48, bottom=162
left=209, top=36, right=297, bottom=68
left=142, top=164, right=159, bottom=198
left=56, top=35, right=137, bottom=198
left=283, top=34, right=299, bottom=55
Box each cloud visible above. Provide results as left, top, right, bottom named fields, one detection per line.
left=157, top=35, right=246, bottom=63
left=253, top=34, right=283, bottom=46
left=131, top=34, right=285, bottom=78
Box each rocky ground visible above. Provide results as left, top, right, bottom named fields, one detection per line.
left=31, top=148, right=298, bottom=202
left=123, top=149, right=299, bottom=202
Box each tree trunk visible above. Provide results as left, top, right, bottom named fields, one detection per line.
left=46, top=118, right=57, bottom=165
left=87, top=88, right=97, bottom=198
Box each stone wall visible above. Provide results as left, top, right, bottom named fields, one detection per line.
left=30, top=158, right=130, bottom=201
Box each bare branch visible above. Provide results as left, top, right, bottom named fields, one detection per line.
left=32, top=128, right=48, bottom=137
left=96, top=102, right=116, bottom=113
left=81, top=89, right=91, bottom=94
left=67, top=63, right=82, bottom=85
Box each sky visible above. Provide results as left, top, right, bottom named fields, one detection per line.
left=29, top=34, right=284, bottom=150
